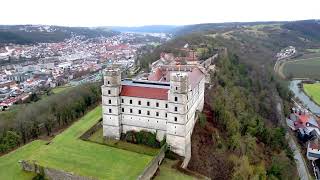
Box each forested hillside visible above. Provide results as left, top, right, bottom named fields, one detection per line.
left=136, top=20, right=320, bottom=179
left=0, top=25, right=119, bottom=44
left=0, top=83, right=101, bottom=154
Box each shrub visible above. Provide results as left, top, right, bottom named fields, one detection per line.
left=199, top=112, right=207, bottom=127
left=122, top=130, right=160, bottom=148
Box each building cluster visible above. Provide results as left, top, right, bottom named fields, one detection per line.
left=0, top=33, right=168, bottom=111
left=287, top=107, right=320, bottom=161
left=276, top=46, right=296, bottom=60
left=102, top=45, right=217, bottom=166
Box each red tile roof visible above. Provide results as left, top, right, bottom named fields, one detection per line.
left=148, top=68, right=163, bottom=81
left=189, top=68, right=205, bottom=89
left=120, top=85, right=168, bottom=100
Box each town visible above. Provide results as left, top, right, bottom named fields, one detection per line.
left=0, top=32, right=169, bottom=111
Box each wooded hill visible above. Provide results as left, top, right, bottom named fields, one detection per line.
left=0, top=25, right=119, bottom=44
left=136, top=20, right=320, bottom=179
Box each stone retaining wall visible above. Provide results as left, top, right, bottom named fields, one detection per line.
left=80, top=119, right=102, bottom=140
left=137, top=144, right=167, bottom=180
left=19, top=160, right=96, bottom=180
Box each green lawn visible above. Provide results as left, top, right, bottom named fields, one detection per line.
left=283, top=57, right=320, bottom=79
left=51, top=86, right=72, bottom=94
left=0, top=140, right=47, bottom=180
left=304, top=83, right=320, bottom=105
left=154, top=159, right=198, bottom=180
left=88, top=128, right=160, bottom=156
left=26, top=106, right=153, bottom=180
left=306, top=48, right=320, bottom=53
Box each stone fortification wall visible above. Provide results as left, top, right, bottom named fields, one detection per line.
left=137, top=144, right=167, bottom=180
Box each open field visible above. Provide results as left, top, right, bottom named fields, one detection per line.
left=0, top=140, right=47, bottom=180
left=304, top=83, right=320, bottom=105
left=306, top=48, right=320, bottom=53
left=154, top=159, right=197, bottom=180
left=88, top=128, right=160, bottom=156
left=282, top=57, right=320, bottom=79
left=26, top=106, right=153, bottom=179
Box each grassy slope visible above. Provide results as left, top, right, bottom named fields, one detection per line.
left=51, top=86, right=72, bottom=94
left=283, top=57, right=320, bottom=79
left=154, top=159, right=196, bottom=180
left=27, top=106, right=153, bottom=180
left=88, top=128, right=160, bottom=156
left=304, top=83, right=320, bottom=105
left=0, top=140, right=47, bottom=180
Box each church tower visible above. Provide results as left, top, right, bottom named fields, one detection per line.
left=102, top=68, right=122, bottom=140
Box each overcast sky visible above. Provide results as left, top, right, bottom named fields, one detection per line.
left=1, top=0, right=320, bottom=27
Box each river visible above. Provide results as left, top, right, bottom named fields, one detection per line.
left=289, top=80, right=320, bottom=114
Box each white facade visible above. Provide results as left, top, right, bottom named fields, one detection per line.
left=102, top=68, right=205, bottom=157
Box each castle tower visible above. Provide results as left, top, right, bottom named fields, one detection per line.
left=166, top=72, right=191, bottom=157
left=102, top=68, right=122, bottom=140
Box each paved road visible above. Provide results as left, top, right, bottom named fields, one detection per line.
left=277, top=102, right=312, bottom=180
left=288, top=134, right=312, bottom=180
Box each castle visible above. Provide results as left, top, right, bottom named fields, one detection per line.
left=102, top=64, right=206, bottom=158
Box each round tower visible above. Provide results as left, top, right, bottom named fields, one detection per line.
left=102, top=67, right=122, bottom=140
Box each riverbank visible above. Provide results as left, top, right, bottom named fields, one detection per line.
left=289, top=80, right=320, bottom=114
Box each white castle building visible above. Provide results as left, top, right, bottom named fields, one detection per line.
left=101, top=65, right=206, bottom=158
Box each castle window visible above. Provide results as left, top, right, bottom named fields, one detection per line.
left=156, top=112, right=159, bottom=116
left=138, top=100, right=141, bottom=105
left=130, top=99, right=132, bottom=104
left=175, top=97, right=178, bottom=102
left=156, top=102, right=159, bottom=107
left=121, top=98, right=124, bottom=103
left=107, top=81, right=110, bottom=84
left=165, top=113, right=167, bottom=117
left=130, top=109, right=133, bottom=113
left=165, top=104, right=168, bottom=108
left=108, top=90, right=111, bottom=94
left=138, top=110, right=141, bottom=114
left=174, top=107, right=178, bottom=112
left=176, top=87, right=178, bottom=90
left=174, top=117, right=177, bottom=122
left=147, top=101, right=150, bottom=106
left=109, top=109, right=112, bottom=113
left=108, top=99, right=111, bottom=104
left=147, top=111, right=150, bottom=115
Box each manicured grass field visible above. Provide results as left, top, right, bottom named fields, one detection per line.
left=304, top=83, right=320, bottom=105
left=0, top=140, right=47, bottom=180
left=88, top=128, right=160, bottom=156
left=27, top=106, right=153, bottom=179
left=154, top=159, right=197, bottom=180
left=283, top=57, right=320, bottom=79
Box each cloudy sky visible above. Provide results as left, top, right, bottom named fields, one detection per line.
left=1, top=0, right=320, bottom=26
